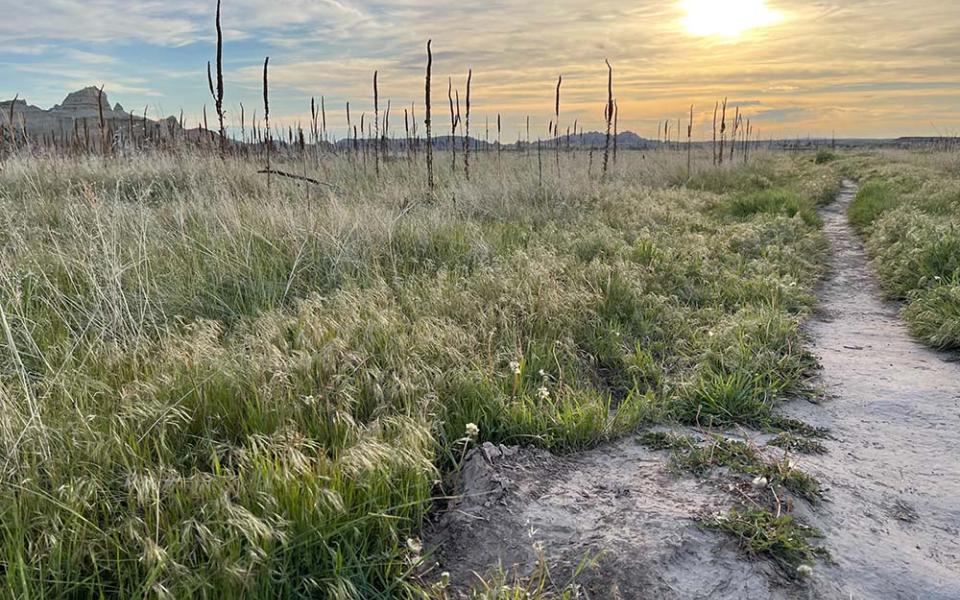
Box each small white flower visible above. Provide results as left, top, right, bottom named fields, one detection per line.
left=752, top=476, right=769, bottom=489
left=406, top=537, right=422, bottom=555
left=537, top=386, right=550, bottom=401
left=465, top=423, right=479, bottom=438
left=538, top=369, right=547, bottom=378
left=797, top=564, right=813, bottom=577
left=509, top=360, right=521, bottom=375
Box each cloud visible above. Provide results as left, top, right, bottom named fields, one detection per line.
left=0, top=0, right=958, bottom=137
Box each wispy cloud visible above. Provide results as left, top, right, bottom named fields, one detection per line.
left=0, top=0, right=957, bottom=137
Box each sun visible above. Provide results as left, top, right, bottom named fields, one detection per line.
left=681, top=0, right=782, bottom=38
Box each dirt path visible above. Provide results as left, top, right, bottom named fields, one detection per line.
left=427, top=182, right=960, bottom=598
left=784, top=181, right=960, bottom=599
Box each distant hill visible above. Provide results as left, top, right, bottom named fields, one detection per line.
left=1, top=87, right=177, bottom=141
left=3, top=87, right=957, bottom=150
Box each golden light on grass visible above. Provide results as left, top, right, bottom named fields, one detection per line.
left=681, top=0, right=782, bottom=38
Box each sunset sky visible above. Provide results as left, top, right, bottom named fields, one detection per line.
left=1, top=0, right=957, bottom=139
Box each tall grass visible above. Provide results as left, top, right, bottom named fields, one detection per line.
left=0, top=150, right=832, bottom=597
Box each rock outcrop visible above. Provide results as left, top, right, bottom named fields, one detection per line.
left=1, top=87, right=175, bottom=140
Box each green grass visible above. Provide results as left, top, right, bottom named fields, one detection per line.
left=814, top=150, right=837, bottom=165
left=647, top=435, right=823, bottom=502
left=848, top=180, right=900, bottom=232
left=722, top=188, right=821, bottom=227
left=704, top=508, right=829, bottom=577
left=0, top=149, right=834, bottom=597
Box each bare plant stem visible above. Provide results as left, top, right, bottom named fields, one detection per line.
left=602, top=59, right=613, bottom=177
left=425, top=40, right=434, bottom=190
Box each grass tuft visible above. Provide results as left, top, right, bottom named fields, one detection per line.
left=704, top=508, right=829, bottom=576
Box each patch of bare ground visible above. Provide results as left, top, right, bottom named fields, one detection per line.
left=424, top=438, right=833, bottom=598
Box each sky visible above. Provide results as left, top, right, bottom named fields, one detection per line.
left=0, top=0, right=958, bottom=139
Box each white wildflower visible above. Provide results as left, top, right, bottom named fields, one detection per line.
left=509, top=360, right=521, bottom=375
left=538, top=369, right=547, bottom=378
left=537, top=386, right=550, bottom=401
left=797, top=564, right=813, bottom=577
left=406, top=537, right=422, bottom=555
left=465, top=423, right=479, bottom=439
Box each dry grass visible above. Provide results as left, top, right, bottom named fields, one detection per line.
left=0, top=147, right=840, bottom=597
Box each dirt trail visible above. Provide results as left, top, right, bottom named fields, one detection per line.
left=427, top=182, right=960, bottom=598
left=784, top=180, right=960, bottom=599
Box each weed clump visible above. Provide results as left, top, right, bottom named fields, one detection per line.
left=769, top=432, right=828, bottom=455
left=814, top=150, right=836, bottom=164
left=663, top=436, right=823, bottom=502
left=704, top=508, right=829, bottom=576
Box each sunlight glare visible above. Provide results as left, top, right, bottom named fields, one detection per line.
left=681, top=0, right=782, bottom=38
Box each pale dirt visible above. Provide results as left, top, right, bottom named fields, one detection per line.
left=425, top=181, right=960, bottom=599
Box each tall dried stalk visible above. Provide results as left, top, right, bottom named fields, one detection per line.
left=687, top=104, right=693, bottom=176
left=743, top=119, right=752, bottom=164
left=464, top=69, right=472, bottom=180
left=554, top=75, right=561, bottom=173
left=404, top=108, right=410, bottom=158
left=263, top=57, right=271, bottom=189
left=373, top=70, right=380, bottom=176
left=425, top=40, right=434, bottom=190
left=447, top=78, right=456, bottom=171
left=729, top=106, right=740, bottom=162
left=321, top=96, right=327, bottom=144
left=206, top=0, right=226, bottom=156
left=496, top=113, right=501, bottom=167
left=718, top=98, right=727, bottom=165
left=602, top=59, right=613, bottom=177
left=97, top=85, right=106, bottom=155
left=384, top=100, right=391, bottom=159
left=240, top=102, right=246, bottom=144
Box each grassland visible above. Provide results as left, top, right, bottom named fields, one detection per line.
left=847, top=151, right=960, bottom=350
left=0, top=148, right=842, bottom=597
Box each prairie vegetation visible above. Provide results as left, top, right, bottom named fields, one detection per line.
left=848, top=151, right=960, bottom=350
left=0, top=147, right=842, bottom=597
